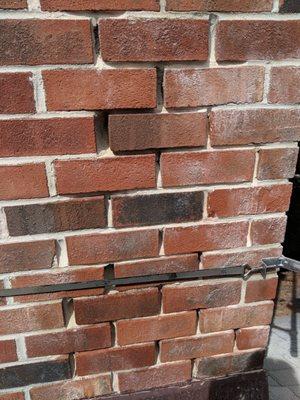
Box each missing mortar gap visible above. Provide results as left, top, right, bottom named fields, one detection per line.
left=92, top=23, right=101, bottom=64
left=62, top=298, right=76, bottom=327
left=95, top=112, right=109, bottom=153
left=156, top=64, right=165, bottom=112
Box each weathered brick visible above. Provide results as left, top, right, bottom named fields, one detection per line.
left=43, top=69, right=157, bottom=111
left=26, top=325, right=111, bottom=358
left=208, top=184, right=292, bottom=218
left=236, top=327, right=270, bottom=350
left=0, top=339, right=18, bottom=363
left=199, top=302, right=274, bottom=333
left=0, top=357, right=72, bottom=390
left=269, top=67, right=300, bottom=104
left=280, top=0, right=300, bottom=12
left=118, top=361, right=191, bottom=393
left=30, top=375, right=112, bottom=400
left=67, top=229, right=159, bottom=266
left=0, top=302, right=64, bottom=335
left=116, top=312, right=197, bottom=346
left=0, top=240, right=56, bottom=274
left=161, top=330, right=234, bottom=362
left=251, top=216, right=287, bottom=245
left=55, top=155, right=156, bottom=195
left=41, top=0, right=159, bottom=10
left=0, top=0, right=27, bottom=8
left=164, top=221, right=249, bottom=255
left=164, top=67, right=264, bottom=108
left=216, top=20, right=300, bottom=61
left=166, top=0, right=273, bottom=11
left=100, top=19, right=209, bottom=62
left=76, top=343, right=156, bottom=375
left=115, top=254, right=199, bottom=278
left=210, top=108, right=300, bottom=145
left=0, top=73, right=34, bottom=113
left=5, top=197, right=106, bottom=236
left=0, top=117, right=96, bottom=158
left=245, top=277, right=278, bottom=303
left=109, top=112, right=207, bottom=152
left=161, top=150, right=255, bottom=187
left=112, top=191, right=204, bottom=228
left=0, top=20, right=93, bottom=66
left=258, top=148, right=299, bottom=180
left=74, top=288, right=160, bottom=324
left=0, top=164, right=48, bottom=201
left=0, top=393, right=25, bottom=400
left=162, top=280, right=241, bottom=313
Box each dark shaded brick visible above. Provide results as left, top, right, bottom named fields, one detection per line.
left=280, top=0, right=300, bottom=12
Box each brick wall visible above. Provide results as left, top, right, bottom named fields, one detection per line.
left=0, top=0, right=299, bottom=399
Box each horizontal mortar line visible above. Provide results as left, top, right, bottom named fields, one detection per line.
left=0, top=111, right=96, bottom=119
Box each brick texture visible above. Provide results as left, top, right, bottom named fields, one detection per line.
left=166, top=0, right=273, bottom=11
left=257, top=148, right=299, bottom=180
left=269, top=67, right=300, bottom=103
left=236, top=327, right=270, bottom=350
left=41, top=0, right=160, bottom=11
left=251, top=216, right=288, bottom=245
left=0, top=340, right=18, bottom=363
left=0, top=73, right=34, bottom=113
left=0, top=0, right=27, bottom=9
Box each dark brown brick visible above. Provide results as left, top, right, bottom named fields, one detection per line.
left=280, top=0, right=300, bottom=12
left=0, top=73, right=34, bottom=113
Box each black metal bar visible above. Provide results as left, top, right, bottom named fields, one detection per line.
left=262, top=256, right=300, bottom=274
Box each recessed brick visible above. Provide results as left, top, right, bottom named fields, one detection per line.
left=166, top=0, right=273, bottom=11
left=109, top=112, right=207, bottom=152
left=236, top=327, right=270, bottom=350
left=0, top=0, right=27, bottom=9
left=245, top=277, right=278, bottom=303
left=0, top=73, right=34, bottom=113
left=251, top=216, right=287, bottom=245
left=0, top=339, right=18, bottom=363
left=41, top=0, right=159, bottom=10
left=257, top=148, right=299, bottom=180
left=269, top=67, right=300, bottom=104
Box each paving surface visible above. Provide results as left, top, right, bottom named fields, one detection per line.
left=265, top=313, right=300, bottom=399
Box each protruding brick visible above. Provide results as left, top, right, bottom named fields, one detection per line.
left=164, top=67, right=264, bottom=108
left=199, top=302, right=274, bottom=333
left=208, top=184, right=292, bottom=218
left=0, top=240, right=56, bottom=274
left=161, top=331, right=234, bottom=362
left=5, top=197, right=106, bottom=236
left=0, top=339, right=18, bottom=363
left=100, top=19, right=209, bottom=62
left=216, top=20, right=300, bottom=61
left=0, top=164, right=49, bottom=200
left=258, top=147, right=299, bottom=180
left=210, top=108, right=300, bottom=145
left=0, top=0, right=27, bottom=9
left=41, top=0, right=159, bottom=10
left=161, top=150, right=255, bottom=187
left=0, top=20, right=93, bottom=65
left=0, top=117, right=96, bottom=157
left=251, top=216, right=287, bottom=245
left=76, top=343, right=156, bottom=375
left=0, top=73, right=34, bottom=113
left=164, top=221, right=249, bottom=255
left=109, top=112, right=207, bottom=152
left=166, top=0, right=273, bottom=11
left=43, top=69, right=157, bottom=111
left=245, top=277, right=278, bottom=303
left=118, top=361, right=192, bottom=393
left=162, top=280, right=241, bottom=313
left=55, top=155, right=156, bottom=195
left=67, top=229, right=159, bottom=266
left=236, top=327, right=270, bottom=350
left=269, top=67, right=300, bottom=103
left=74, top=288, right=160, bottom=324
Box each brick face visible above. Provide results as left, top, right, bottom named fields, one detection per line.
left=257, top=148, right=299, bottom=180
left=0, top=0, right=27, bottom=9
left=166, top=0, right=273, bottom=11
left=269, top=67, right=300, bottom=103
left=41, top=0, right=160, bottom=11
left=0, top=339, right=18, bottom=363
left=0, top=73, right=34, bottom=113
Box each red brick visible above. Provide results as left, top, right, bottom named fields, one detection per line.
left=269, top=67, right=300, bottom=103
left=201, top=246, right=282, bottom=269
left=161, top=331, right=234, bottom=362
left=0, top=19, right=93, bottom=66
left=161, top=150, right=255, bottom=187
left=30, top=375, right=112, bottom=400
left=67, top=229, right=159, bottom=266
left=26, top=324, right=111, bottom=358
left=116, top=312, right=196, bottom=346
left=251, top=216, right=287, bottom=245
left=208, top=184, right=292, bottom=218
left=162, top=281, right=241, bottom=313
left=0, top=393, right=25, bottom=400
left=0, top=117, right=96, bottom=158
left=166, top=0, right=273, bottom=11
left=43, top=69, right=157, bottom=111
left=55, top=155, right=156, bottom=195
left=210, top=108, right=300, bottom=146
left=0, top=73, right=34, bottom=113
left=5, top=197, right=106, bottom=236
left=164, top=67, right=264, bottom=108
left=164, top=221, right=249, bottom=255
left=216, top=20, right=300, bottom=61
left=0, top=0, right=27, bottom=8
left=236, top=327, right=270, bottom=350
left=41, top=0, right=159, bottom=10
left=118, top=361, right=191, bottom=393
left=115, top=254, right=199, bottom=278
left=0, top=240, right=56, bottom=274
left=100, top=19, right=208, bottom=62
left=0, top=302, right=64, bottom=335
left=0, top=164, right=48, bottom=201
left=76, top=343, right=156, bottom=375
left=199, top=302, right=274, bottom=333
left=258, top=148, right=299, bottom=180
left=0, top=339, right=18, bottom=363
left=109, top=112, right=207, bottom=152
left=74, top=287, right=160, bottom=324
left=245, top=277, right=278, bottom=303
